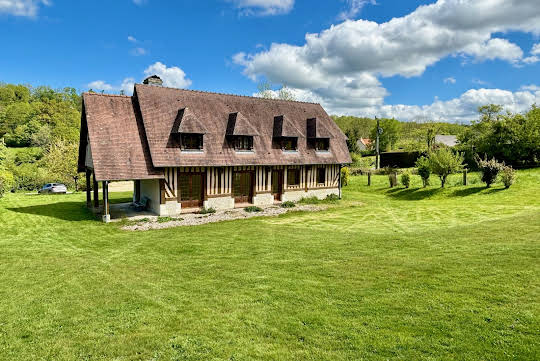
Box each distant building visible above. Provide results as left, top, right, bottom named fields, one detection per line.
left=356, top=138, right=372, bottom=151
left=435, top=135, right=458, bottom=147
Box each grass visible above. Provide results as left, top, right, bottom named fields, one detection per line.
left=0, top=169, right=538, bottom=360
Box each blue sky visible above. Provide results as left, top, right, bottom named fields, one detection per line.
left=1, top=0, right=539, bottom=122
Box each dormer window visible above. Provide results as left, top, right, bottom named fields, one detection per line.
left=315, top=138, right=329, bottom=152
left=181, top=133, right=203, bottom=150
left=234, top=136, right=253, bottom=151
left=281, top=137, right=298, bottom=151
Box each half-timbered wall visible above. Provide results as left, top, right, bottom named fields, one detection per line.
left=160, top=164, right=340, bottom=206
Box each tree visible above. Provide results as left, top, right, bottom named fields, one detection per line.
left=42, top=139, right=80, bottom=188
left=415, top=156, right=431, bottom=187
left=428, top=148, right=464, bottom=188
left=369, top=118, right=401, bottom=151
left=478, top=104, right=503, bottom=122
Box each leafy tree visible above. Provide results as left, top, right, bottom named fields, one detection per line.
left=428, top=148, right=464, bottom=188
left=42, top=139, right=79, bottom=187
left=415, top=156, right=431, bottom=187
left=256, top=81, right=296, bottom=101
left=475, top=155, right=503, bottom=188
left=478, top=104, right=503, bottom=122
left=369, top=118, right=401, bottom=151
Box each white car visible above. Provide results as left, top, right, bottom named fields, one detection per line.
left=39, top=183, right=68, bottom=194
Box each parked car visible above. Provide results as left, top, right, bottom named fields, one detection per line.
left=38, top=183, right=68, bottom=194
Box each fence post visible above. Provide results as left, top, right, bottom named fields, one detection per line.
left=463, top=169, right=468, bottom=186
left=367, top=171, right=371, bottom=186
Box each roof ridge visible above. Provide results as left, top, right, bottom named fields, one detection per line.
left=135, top=83, right=321, bottom=106
left=83, top=92, right=131, bottom=98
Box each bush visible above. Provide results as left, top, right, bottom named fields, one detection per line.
left=245, top=206, right=263, bottom=213
left=428, top=148, right=464, bottom=188
left=199, top=207, right=216, bottom=214
left=280, top=201, right=295, bottom=208
left=400, top=172, right=411, bottom=188
left=475, top=155, right=504, bottom=188
left=501, top=166, right=516, bottom=189
left=415, top=156, right=431, bottom=187
left=325, top=194, right=339, bottom=201
left=388, top=172, right=398, bottom=187
left=341, top=167, right=350, bottom=186
left=0, top=169, right=14, bottom=198
left=157, top=216, right=182, bottom=223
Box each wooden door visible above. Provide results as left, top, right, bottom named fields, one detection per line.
left=179, top=172, right=204, bottom=208
left=233, top=171, right=254, bottom=204
left=271, top=170, right=283, bottom=201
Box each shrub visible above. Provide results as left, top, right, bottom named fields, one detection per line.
left=325, top=194, right=339, bottom=201
left=245, top=206, right=263, bottom=213
left=157, top=216, right=182, bottom=223
left=199, top=207, right=216, bottom=214
left=280, top=201, right=295, bottom=208
left=428, top=148, right=464, bottom=188
left=340, top=167, right=350, bottom=186
left=298, top=196, right=320, bottom=204
left=415, top=156, right=431, bottom=187
left=0, top=169, right=14, bottom=198
left=400, top=172, right=411, bottom=188
left=501, top=166, right=516, bottom=189
left=388, top=172, right=398, bottom=187
left=475, top=155, right=504, bottom=188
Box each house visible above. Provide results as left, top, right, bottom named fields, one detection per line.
left=435, top=134, right=458, bottom=147
left=78, top=76, right=351, bottom=221
left=356, top=138, right=372, bottom=151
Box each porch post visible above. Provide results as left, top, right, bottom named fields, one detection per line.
left=93, top=172, right=99, bottom=208
left=85, top=168, right=92, bottom=208
left=102, top=181, right=110, bottom=223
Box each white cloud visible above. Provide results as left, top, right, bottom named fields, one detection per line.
left=127, top=36, right=137, bottom=43
left=130, top=47, right=147, bottom=56
left=234, top=0, right=540, bottom=119
left=143, top=62, right=192, bottom=89
left=338, top=0, right=375, bottom=21
left=0, top=0, right=50, bottom=17
left=87, top=80, right=115, bottom=92
left=87, top=62, right=191, bottom=95
left=444, top=77, right=456, bottom=84
left=230, top=0, right=294, bottom=16
left=532, top=43, right=540, bottom=55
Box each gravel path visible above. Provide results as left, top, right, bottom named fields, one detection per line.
left=121, top=204, right=326, bottom=231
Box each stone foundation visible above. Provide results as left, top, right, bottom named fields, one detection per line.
left=158, top=201, right=182, bottom=217
left=204, top=196, right=235, bottom=211
left=253, top=193, right=274, bottom=206
left=281, top=187, right=339, bottom=202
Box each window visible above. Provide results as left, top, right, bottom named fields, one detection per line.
left=281, top=137, right=298, bottom=151
left=234, top=136, right=254, bottom=151
left=181, top=133, right=203, bottom=150
left=317, top=167, right=326, bottom=184
left=287, top=169, right=300, bottom=186
left=314, top=138, right=329, bottom=151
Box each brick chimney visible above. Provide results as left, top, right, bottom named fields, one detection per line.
left=143, top=75, right=163, bottom=86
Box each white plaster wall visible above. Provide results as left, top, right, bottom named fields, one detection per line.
left=281, top=187, right=339, bottom=202
left=253, top=193, right=274, bottom=206
left=160, top=201, right=181, bottom=217
left=140, top=179, right=161, bottom=215
left=204, top=196, right=235, bottom=211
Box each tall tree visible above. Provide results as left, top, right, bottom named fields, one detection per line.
left=369, top=118, right=401, bottom=151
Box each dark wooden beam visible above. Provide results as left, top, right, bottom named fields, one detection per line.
left=93, top=172, right=99, bottom=208
left=102, top=181, right=110, bottom=222
left=85, top=169, right=92, bottom=208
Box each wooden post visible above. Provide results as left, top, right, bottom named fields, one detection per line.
left=367, top=171, right=371, bottom=186
left=85, top=169, right=91, bottom=208
left=463, top=169, right=468, bottom=186
left=93, top=172, right=99, bottom=208
left=102, top=181, right=110, bottom=223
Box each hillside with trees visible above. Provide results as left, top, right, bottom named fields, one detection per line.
left=0, top=83, right=82, bottom=194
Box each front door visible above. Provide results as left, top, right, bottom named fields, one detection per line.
left=178, top=172, right=204, bottom=208
left=233, top=171, right=254, bottom=204
left=271, top=170, right=283, bottom=201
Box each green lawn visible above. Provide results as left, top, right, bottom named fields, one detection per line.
left=0, top=170, right=539, bottom=360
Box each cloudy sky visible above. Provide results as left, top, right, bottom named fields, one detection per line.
left=1, top=0, right=540, bottom=122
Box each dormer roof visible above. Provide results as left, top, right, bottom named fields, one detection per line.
left=172, top=107, right=208, bottom=134
left=226, top=112, right=259, bottom=136
left=273, top=115, right=304, bottom=138
left=307, top=117, right=333, bottom=138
